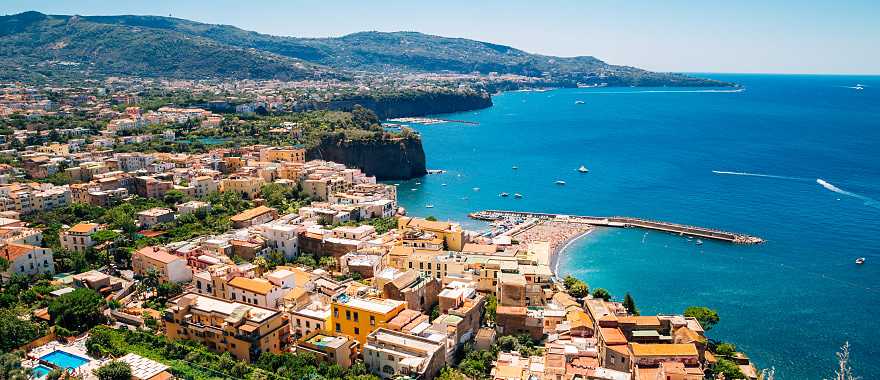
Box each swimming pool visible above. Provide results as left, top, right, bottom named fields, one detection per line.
left=32, top=365, right=52, bottom=378
left=39, top=351, right=90, bottom=370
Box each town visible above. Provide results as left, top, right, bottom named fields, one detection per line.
left=1, top=81, right=760, bottom=380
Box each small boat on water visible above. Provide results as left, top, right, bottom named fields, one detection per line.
left=514, top=193, right=523, bottom=198
left=500, top=192, right=510, bottom=197
left=577, top=165, right=589, bottom=173
left=473, top=187, right=480, bottom=192
left=512, top=166, right=518, bottom=170
left=555, top=180, right=566, bottom=185
left=415, top=182, right=421, bottom=185
left=575, top=100, right=585, bottom=105
left=441, top=183, right=447, bottom=186
left=696, top=240, right=703, bottom=246
left=856, top=257, right=866, bottom=265
left=411, top=188, right=418, bottom=191
left=425, top=204, right=434, bottom=208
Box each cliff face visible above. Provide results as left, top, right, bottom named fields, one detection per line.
left=319, top=91, right=493, bottom=119
left=307, top=135, right=427, bottom=180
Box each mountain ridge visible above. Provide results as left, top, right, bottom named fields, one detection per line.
left=0, top=11, right=731, bottom=87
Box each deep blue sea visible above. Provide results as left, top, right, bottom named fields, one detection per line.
left=387, top=74, right=880, bottom=379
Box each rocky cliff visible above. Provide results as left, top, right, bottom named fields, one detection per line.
left=318, top=91, right=493, bottom=119
left=306, top=135, right=427, bottom=180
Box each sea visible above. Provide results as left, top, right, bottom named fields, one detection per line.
left=387, top=74, right=880, bottom=379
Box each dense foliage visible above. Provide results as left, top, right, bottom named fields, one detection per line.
left=48, top=288, right=105, bottom=334
left=93, top=361, right=132, bottom=380
left=684, top=306, right=720, bottom=331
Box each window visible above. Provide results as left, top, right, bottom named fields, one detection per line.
left=354, top=327, right=359, bottom=335
left=335, top=323, right=341, bottom=332
left=353, top=312, right=359, bottom=322
left=346, top=310, right=351, bottom=320
left=334, top=308, right=339, bottom=318
left=305, top=321, right=310, bottom=328
left=370, top=316, right=375, bottom=326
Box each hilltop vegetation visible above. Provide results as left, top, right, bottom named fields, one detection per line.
left=0, top=11, right=729, bottom=87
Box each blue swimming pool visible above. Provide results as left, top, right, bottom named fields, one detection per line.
left=39, top=351, right=89, bottom=370
left=32, top=365, right=52, bottom=378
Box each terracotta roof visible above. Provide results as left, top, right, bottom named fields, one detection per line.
left=618, top=316, right=661, bottom=326
left=68, top=223, right=99, bottom=234
left=462, top=243, right=497, bottom=254
left=135, top=247, right=181, bottom=264
left=630, top=343, right=699, bottom=357
left=600, top=327, right=628, bottom=345
left=228, top=277, right=274, bottom=295
left=1, top=243, right=40, bottom=261
left=230, top=206, right=276, bottom=222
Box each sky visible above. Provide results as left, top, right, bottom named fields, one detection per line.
left=2, top=0, right=878, bottom=74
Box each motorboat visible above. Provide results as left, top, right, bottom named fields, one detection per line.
left=555, top=180, right=566, bottom=185
left=514, top=193, right=523, bottom=198
left=425, top=204, right=434, bottom=208
left=575, top=100, right=585, bottom=104
left=578, top=165, right=589, bottom=173
left=696, top=239, right=703, bottom=246
left=856, top=257, right=866, bottom=265
left=500, top=192, right=510, bottom=197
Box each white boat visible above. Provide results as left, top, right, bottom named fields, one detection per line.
left=575, top=100, right=585, bottom=104
left=441, top=183, right=447, bottom=186
left=577, top=165, right=589, bottom=173
left=512, top=166, right=518, bottom=170
left=415, top=182, right=421, bottom=185
left=696, top=239, right=703, bottom=246
left=473, top=187, right=480, bottom=192
left=514, top=193, right=523, bottom=198
left=854, top=86, right=864, bottom=90
left=425, top=204, right=434, bottom=208
left=856, top=257, right=866, bottom=265
left=555, top=180, right=566, bottom=185
left=500, top=192, right=510, bottom=197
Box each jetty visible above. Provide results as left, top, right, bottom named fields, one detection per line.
left=469, top=210, right=764, bottom=244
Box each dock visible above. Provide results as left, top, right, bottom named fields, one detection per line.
left=469, top=210, right=764, bottom=244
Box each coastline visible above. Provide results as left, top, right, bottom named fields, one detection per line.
left=551, top=227, right=595, bottom=278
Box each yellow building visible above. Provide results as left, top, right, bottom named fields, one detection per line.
left=330, top=295, right=406, bottom=345
left=398, top=216, right=465, bottom=251
left=260, top=147, right=306, bottom=163
left=164, top=293, right=288, bottom=362
left=220, top=176, right=265, bottom=199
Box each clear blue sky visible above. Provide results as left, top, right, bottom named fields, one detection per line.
left=2, top=0, right=878, bottom=74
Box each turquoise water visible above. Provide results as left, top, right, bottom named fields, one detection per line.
left=390, top=74, right=880, bottom=379
left=33, top=365, right=52, bottom=378
left=40, top=351, right=90, bottom=369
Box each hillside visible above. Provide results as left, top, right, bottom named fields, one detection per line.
left=0, top=11, right=730, bottom=87
left=0, top=12, right=334, bottom=82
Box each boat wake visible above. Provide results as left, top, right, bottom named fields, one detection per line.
left=712, top=170, right=808, bottom=181
left=816, top=179, right=880, bottom=209
left=581, top=88, right=745, bottom=95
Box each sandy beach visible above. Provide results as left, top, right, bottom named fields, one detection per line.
left=509, top=219, right=594, bottom=276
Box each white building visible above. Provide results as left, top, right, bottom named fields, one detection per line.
left=363, top=328, right=446, bottom=380
left=1, top=243, right=54, bottom=277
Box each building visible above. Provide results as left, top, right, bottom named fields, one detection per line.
left=137, top=208, right=175, bottom=228
left=260, top=147, right=306, bottom=163
left=331, top=295, right=406, bottom=345
left=290, top=297, right=333, bottom=339
left=164, top=293, right=288, bottom=362
left=116, top=353, right=172, bottom=380
left=363, top=328, right=445, bottom=380
left=296, top=331, right=358, bottom=369
left=398, top=217, right=465, bottom=251
left=220, top=176, right=265, bottom=199
left=1, top=243, right=54, bottom=276
left=377, top=269, right=441, bottom=314
left=230, top=206, right=278, bottom=229
left=132, top=246, right=192, bottom=283
left=225, top=276, right=285, bottom=309
left=176, top=200, right=211, bottom=215
left=59, top=222, right=100, bottom=252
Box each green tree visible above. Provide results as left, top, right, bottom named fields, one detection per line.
left=91, top=230, right=121, bottom=244
left=484, top=294, right=497, bottom=324
left=715, top=342, right=737, bottom=357
left=684, top=306, right=720, bottom=331
left=437, top=367, right=468, bottom=380
left=623, top=292, right=639, bottom=316
left=568, top=281, right=589, bottom=298
left=592, top=288, right=611, bottom=301
left=319, top=256, right=337, bottom=270
left=93, top=361, right=132, bottom=380
left=163, top=189, right=188, bottom=206
left=48, top=288, right=105, bottom=333
left=0, top=351, right=28, bottom=380
left=713, top=358, right=745, bottom=379
left=0, top=308, right=41, bottom=352
left=425, top=216, right=438, bottom=221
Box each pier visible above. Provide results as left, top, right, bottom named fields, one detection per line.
left=469, top=210, right=764, bottom=244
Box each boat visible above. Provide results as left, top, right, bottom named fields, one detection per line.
left=575, top=100, right=585, bottom=104
left=696, top=240, right=703, bottom=246
left=425, top=204, right=434, bottom=208
left=577, top=165, right=589, bottom=173
left=441, top=183, right=447, bottom=186
left=856, top=257, right=866, bottom=265
left=473, top=187, right=480, bottom=192
left=514, top=193, right=523, bottom=198
left=415, top=182, right=421, bottom=185
left=512, top=166, right=518, bottom=170
left=854, top=86, right=864, bottom=90
left=555, top=180, right=566, bottom=185
left=411, top=188, right=418, bottom=191
left=500, top=192, right=510, bottom=197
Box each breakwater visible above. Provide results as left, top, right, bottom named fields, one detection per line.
left=469, top=210, right=764, bottom=244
